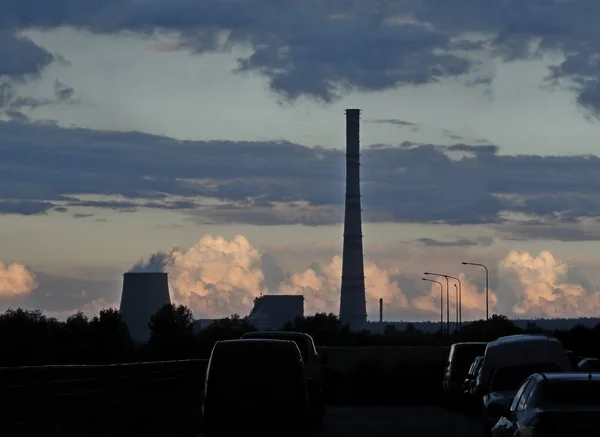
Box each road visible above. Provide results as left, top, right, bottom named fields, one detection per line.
left=316, top=406, right=482, bottom=437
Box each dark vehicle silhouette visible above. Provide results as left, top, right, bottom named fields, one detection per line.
left=201, top=339, right=311, bottom=437
left=482, top=362, right=562, bottom=436
left=443, top=342, right=488, bottom=406
left=462, top=355, right=484, bottom=409
left=491, top=372, right=600, bottom=437
left=241, top=330, right=325, bottom=422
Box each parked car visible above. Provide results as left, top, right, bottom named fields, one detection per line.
left=443, top=342, right=488, bottom=406
left=491, top=372, right=600, bottom=437
left=241, top=330, right=325, bottom=422
left=577, top=357, right=600, bottom=372
left=482, top=362, right=563, bottom=436
left=201, top=339, right=311, bottom=437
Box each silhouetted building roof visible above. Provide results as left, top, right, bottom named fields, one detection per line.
left=247, top=294, right=304, bottom=330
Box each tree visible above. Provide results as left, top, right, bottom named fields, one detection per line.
left=148, top=304, right=195, bottom=360
left=196, top=314, right=255, bottom=356
left=89, top=308, right=134, bottom=364
left=283, top=313, right=350, bottom=345
left=0, top=308, right=58, bottom=366
left=61, top=312, right=91, bottom=364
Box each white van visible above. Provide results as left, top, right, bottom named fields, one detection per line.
left=476, top=334, right=572, bottom=393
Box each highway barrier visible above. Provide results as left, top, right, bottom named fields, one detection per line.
left=0, top=359, right=209, bottom=437
left=0, top=346, right=452, bottom=435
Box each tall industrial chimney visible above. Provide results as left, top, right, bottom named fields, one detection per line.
left=339, top=109, right=367, bottom=331
left=119, top=272, right=171, bottom=342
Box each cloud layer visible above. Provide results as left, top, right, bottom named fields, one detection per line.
left=2, top=234, right=599, bottom=321
left=3, top=0, right=600, bottom=114
left=125, top=234, right=600, bottom=321
left=3, top=120, right=600, bottom=239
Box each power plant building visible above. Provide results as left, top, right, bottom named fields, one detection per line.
left=247, top=294, right=304, bottom=330
left=339, top=109, right=368, bottom=331
left=119, top=272, right=171, bottom=342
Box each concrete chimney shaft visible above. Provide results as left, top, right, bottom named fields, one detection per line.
left=339, top=109, right=367, bottom=331
left=119, top=272, right=171, bottom=342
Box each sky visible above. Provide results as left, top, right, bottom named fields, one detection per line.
left=3, top=0, right=600, bottom=322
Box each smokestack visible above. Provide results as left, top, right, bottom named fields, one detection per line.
left=119, top=272, right=171, bottom=342
left=339, top=109, right=367, bottom=331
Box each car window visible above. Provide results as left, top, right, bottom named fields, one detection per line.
left=510, top=377, right=533, bottom=412
left=517, top=379, right=537, bottom=411
left=452, top=345, right=487, bottom=374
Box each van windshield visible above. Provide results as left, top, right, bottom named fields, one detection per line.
left=208, top=342, right=304, bottom=402
left=490, top=363, right=561, bottom=392
left=246, top=334, right=310, bottom=363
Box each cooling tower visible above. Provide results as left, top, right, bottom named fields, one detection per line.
left=339, top=109, right=367, bottom=331
left=119, top=272, right=171, bottom=342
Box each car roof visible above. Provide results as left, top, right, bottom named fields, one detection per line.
left=243, top=331, right=311, bottom=338
left=488, top=334, right=559, bottom=347
left=218, top=338, right=296, bottom=346
left=452, top=342, right=488, bottom=347
left=535, top=372, right=600, bottom=381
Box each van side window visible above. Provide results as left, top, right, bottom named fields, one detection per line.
left=509, top=377, right=533, bottom=412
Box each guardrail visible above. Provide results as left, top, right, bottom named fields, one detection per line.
left=0, top=359, right=209, bottom=436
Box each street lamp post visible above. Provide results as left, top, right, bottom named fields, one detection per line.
left=424, top=272, right=450, bottom=334
left=453, top=284, right=459, bottom=331
left=462, top=261, right=489, bottom=321
left=422, top=278, right=444, bottom=334
left=443, top=274, right=462, bottom=330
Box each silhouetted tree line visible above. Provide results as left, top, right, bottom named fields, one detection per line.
left=1, top=306, right=599, bottom=366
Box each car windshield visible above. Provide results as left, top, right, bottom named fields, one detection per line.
left=491, top=363, right=561, bottom=392
left=543, top=380, right=600, bottom=406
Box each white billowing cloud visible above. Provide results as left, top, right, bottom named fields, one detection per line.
left=411, top=273, right=497, bottom=320
left=500, top=250, right=600, bottom=317
left=0, top=260, right=38, bottom=298
left=132, top=234, right=411, bottom=319
left=279, top=255, right=409, bottom=318
left=166, top=235, right=265, bottom=318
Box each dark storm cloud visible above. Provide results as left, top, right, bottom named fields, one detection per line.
left=5, top=121, right=600, bottom=235
left=369, top=119, right=418, bottom=128
left=2, top=0, right=599, bottom=111
left=416, top=237, right=493, bottom=247
left=0, top=200, right=55, bottom=215
left=0, top=32, right=54, bottom=80
left=495, top=220, right=600, bottom=242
